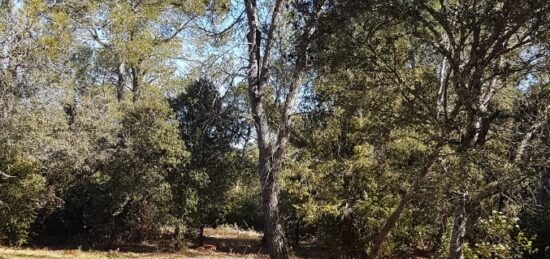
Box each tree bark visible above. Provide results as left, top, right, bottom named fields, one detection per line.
left=449, top=192, right=467, bottom=259
left=131, top=66, right=141, bottom=102
left=116, top=61, right=125, bottom=102
left=514, top=104, right=549, bottom=162
left=367, top=191, right=413, bottom=259
left=198, top=225, right=205, bottom=246
left=260, top=153, right=288, bottom=259
left=436, top=33, right=450, bottom=121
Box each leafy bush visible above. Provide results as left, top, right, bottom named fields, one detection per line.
left=465, top=211, right=538, bottom=259
left=33, top=87, right=188, bottom=246
left=0, top=152, right=45, bottom=245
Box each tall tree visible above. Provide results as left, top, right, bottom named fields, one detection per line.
left=243, top=0, right=325, bottom=257
left=170, top=79, right=249, bottom=244
left=311, top=0, right=550, bottom=258
left=51, top=0, right=219, bottom=102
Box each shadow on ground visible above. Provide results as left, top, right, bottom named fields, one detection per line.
left=2, top=228, right=328, bottom=258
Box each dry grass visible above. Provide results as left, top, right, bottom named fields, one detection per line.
left=203, top=225, right=262, bottom=241
left=0, top=246, right=266, bottom=259
left=198, top=225, right=264, bottom=256
left=0, top=227, right=267, bottom=259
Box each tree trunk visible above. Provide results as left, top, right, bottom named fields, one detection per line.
left=260, top=159, right=289, bottom=259
left=449, top=192, right=468, bottom=259
left=367, top=147, right=441, bottom=259
left=198, top=225, right=205, bottom=246
left=131, top=66, right=141, bottom=102
left=116, top=61, right=125, bottom=102
left=367, top=192, right=413, bottom=259
left=342, top=212, right=356, bottom=257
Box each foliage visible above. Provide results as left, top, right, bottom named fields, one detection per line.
left=170, top=79, right=251, bottom=231
left=464, top=211, right=537, bottom=258
left=33, top=87, right=188, bottom=246
left=0, top=152, right=45, bottom=245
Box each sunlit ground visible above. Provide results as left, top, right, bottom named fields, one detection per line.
left=0, top=227, right=267, bottom=259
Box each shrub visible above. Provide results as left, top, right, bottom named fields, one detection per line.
left=0, top=152, right=45, bottom=245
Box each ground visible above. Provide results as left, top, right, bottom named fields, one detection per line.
left=0, top=227, right=268, bottom=259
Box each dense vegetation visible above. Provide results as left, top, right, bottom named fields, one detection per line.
left=0, top=0, right=548, bottom=258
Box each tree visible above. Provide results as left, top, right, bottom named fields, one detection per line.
left=103, top=87, right=186, bottom=244
left=170, top=79, right=249, bottom=243
left=310, top=0, right=550, bottom=258
left=405, top=1, right=550, bottom=257
left=51, top=0, right=221, bottom=102
left=243, top=0, right=326, bottom=257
